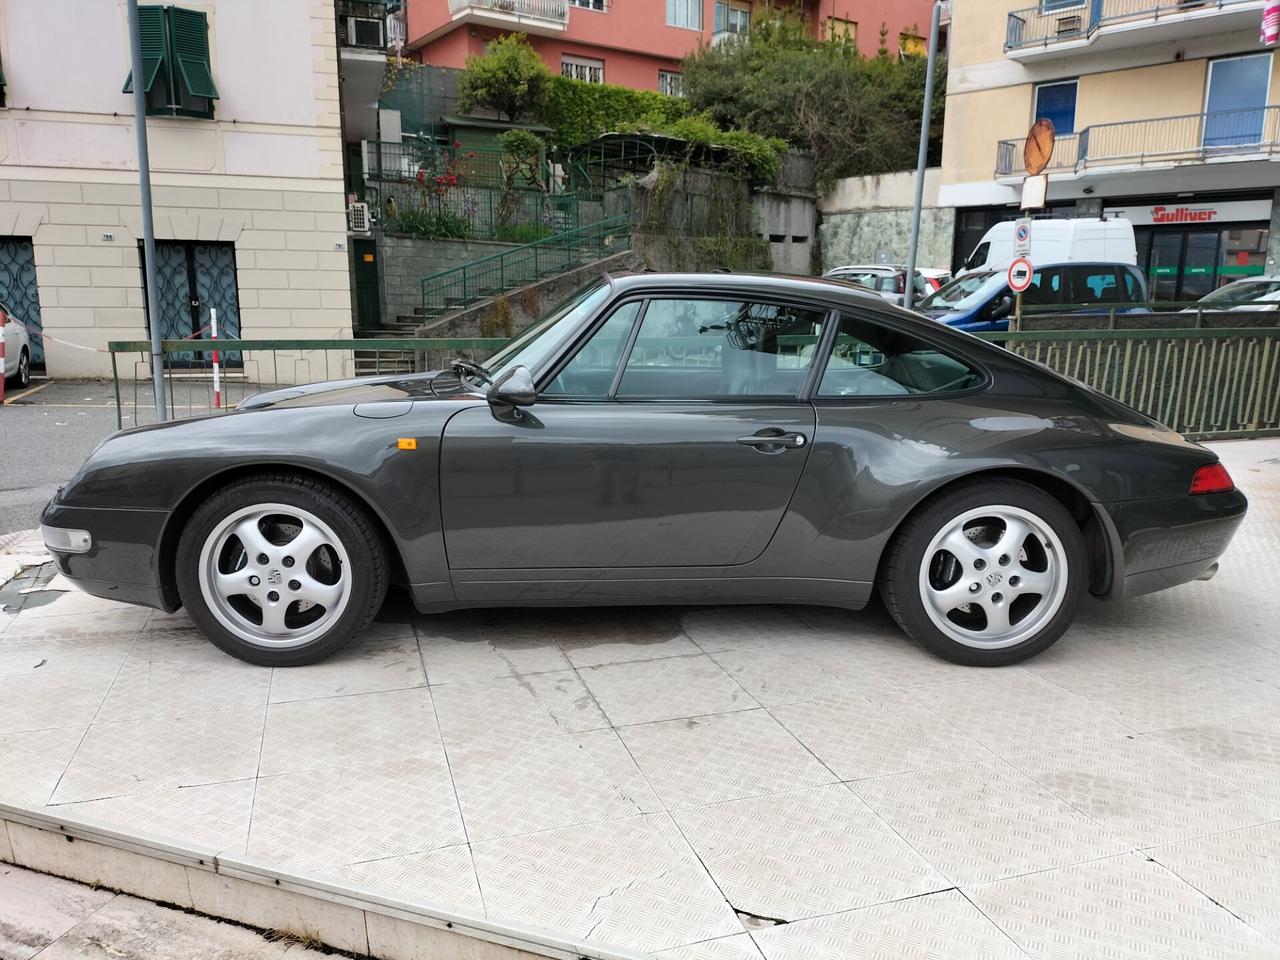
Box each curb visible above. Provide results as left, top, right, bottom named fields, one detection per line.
left=1, top=802, right=654, bottom=960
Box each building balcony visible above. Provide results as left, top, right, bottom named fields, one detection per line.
left=339, top=0, right=395, bottom=50
left=1005, top=0, right=1265, bottom=60
left=444, top=0, right=568, bottom=36
left=995, top=106, right=1280, bottom=179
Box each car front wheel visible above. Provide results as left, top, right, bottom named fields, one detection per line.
left=176, top=474, right=388, bottom=666
left=881, top=479, right=1086, bottom=666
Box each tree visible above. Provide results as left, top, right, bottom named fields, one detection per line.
left=456, top=33, right=553, bottom=122
left=680, top=12, right=945, bottom=188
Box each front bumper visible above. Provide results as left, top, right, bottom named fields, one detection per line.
left=1099, top=488, right=1248, bottom=600
left=40, top=500, right=178, bottom=612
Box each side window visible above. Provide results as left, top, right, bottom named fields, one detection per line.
left=1069, top=265, right=1120, bottom=303
left=819, top=314, right=983, bottom=398
left=965, top=241, right=990, bottom=270
left=1120, top=268, right=1144, bottom=303
left=543, top=301, right=642, bottom=398
left=1020, top=266, right=1063, bottom=307
left=616, top=298, right=827, bottom=399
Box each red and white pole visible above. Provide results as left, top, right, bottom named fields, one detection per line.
left=0, top=307, right=8, bottom=405
left=210, top=307, right=221, bottom=409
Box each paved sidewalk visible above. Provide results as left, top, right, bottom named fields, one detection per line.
left=0, top=861, right=329, bottom=960
left=2, top=440, right=1279, bottom=959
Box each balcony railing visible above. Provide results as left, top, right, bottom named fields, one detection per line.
left=1006, top=0, right=1258, bottom=52
left=447, top=0, right=568, bottom=28
left=338, top=0, right=391, bottom=49
left=995, top=106, right=1280, bottom=176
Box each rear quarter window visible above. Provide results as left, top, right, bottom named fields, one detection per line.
left=818, top=314, right=985, bottom=399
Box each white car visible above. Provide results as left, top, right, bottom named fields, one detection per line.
left=2, top=301, right=33, bottom=388
left=1195, top=276, right=1280, bottom=311
left=821, top=264, right=934, bottom=306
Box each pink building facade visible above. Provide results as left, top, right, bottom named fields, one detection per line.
left=405, top=0, right=936, bottom=94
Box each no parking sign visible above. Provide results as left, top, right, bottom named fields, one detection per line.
left=1008, top=257, right=1034, bottom=294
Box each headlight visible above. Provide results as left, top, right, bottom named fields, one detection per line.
left=42, top=525, right=93, bottom=554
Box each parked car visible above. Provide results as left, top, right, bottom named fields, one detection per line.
left=822, top=264, right=933, bottom=306
left=918, top=267, right=952, bottom=292
left=920, top=262, right=1149, bottom=332
left=959, top=218, right=1137, bottom=275
left=2, top=301, right=33, bottom=388
left=1193, top=276, right=1280, bottom=311
left=43, top=273, right=1244, bottom=669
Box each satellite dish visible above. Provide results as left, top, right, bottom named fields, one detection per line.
left=1024, top=119, right=1056, bottom=176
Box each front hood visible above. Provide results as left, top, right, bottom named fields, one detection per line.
left=239, top=371, right=480, bottom=410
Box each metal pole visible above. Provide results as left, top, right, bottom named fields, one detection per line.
left=903, top=0, right=943, bottom=312
left=127, top=0, right=167, bottom=421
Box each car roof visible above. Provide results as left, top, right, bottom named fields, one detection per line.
left=826, top=264, right=904, bottom=272
left=610, top=271, right=890, bottom=307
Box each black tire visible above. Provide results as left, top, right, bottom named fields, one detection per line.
left=175, top=473, right=388, bottom=666
left=881, top=478, right=1086, bottom=666
left=8, top=347, right=29, bottom=388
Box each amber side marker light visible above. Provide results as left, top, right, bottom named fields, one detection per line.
left=1190, top=463, right=1234, bottom=495
left=397, top=438, right=418, bottom=450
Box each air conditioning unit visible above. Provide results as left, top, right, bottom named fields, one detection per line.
left=346, top=16, right=385, bottom=48
left=1055, top=14, right=1082, bottom=34
left=347, top=202, right=371, bottom=233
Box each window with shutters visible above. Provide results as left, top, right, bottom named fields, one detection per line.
left=122, top=5, right=219, bottom=119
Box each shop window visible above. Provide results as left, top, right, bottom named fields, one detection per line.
left=1033, top=80, right=1076, bottom=136
left=122, top=5, right=219, bottom=119
left=667, top=0, right=702, bottom=30
left=561, top=55, right=604, bottom=84
left=659, top=71, right=684, bottom=97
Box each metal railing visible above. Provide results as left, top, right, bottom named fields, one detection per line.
left=419, top=214, right=631, bottom=316
left=337, top=0, right=390, bottom=49
left=107, top=326, right=1280, bottom=440
left=1006, top=0, right=1259, bottom=51
left=447, top=0, right=568, bottom=26
left=995, top=106, right=1280, bottom=175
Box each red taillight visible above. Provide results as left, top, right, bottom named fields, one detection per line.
left=1190, top=462, right=1234, bottom=495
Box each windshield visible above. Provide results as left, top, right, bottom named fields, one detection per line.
left=920, top=271, right=999, bottom=311
left=482, top=282, right=611, bottom=379
left=1200, top=279, right=1280, bottom=304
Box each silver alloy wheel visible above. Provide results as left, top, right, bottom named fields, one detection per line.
left=197, top=503, right=352, bottom=649
left=17, top=350, right=29, bottom=386
left=917, top=504, right=1069, bottom=650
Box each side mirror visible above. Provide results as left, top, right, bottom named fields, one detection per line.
left=989, top=294, right=1013, bottom=321
left=487, top=365, right=536, bottom=408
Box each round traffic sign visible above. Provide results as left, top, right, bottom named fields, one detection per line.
left=1015, top=222, right=1030, bottom=244
left=1008, top=257, right=1034, bottom=293
left=1024, top=119, right=1056, bottom=176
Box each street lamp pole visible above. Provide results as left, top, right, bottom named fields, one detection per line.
left=903, top=0, right=943, bottom=312
left=127, top=0, right=168, bottom=421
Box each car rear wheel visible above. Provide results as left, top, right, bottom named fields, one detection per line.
left=176, top=474, right=388, bottom=666
left=881, top=479, right=1086, bottom=666
left=8, top=347, right=29, bottom=388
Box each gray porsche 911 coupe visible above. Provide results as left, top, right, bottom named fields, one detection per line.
left=42, top=273, right=1245, bottom=667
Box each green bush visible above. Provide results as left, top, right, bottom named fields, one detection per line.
left=457, top=34, right=553, bottom=122
left=542, top=75, right=688, bottom=149
left=389, top=206, right=470, bottom=240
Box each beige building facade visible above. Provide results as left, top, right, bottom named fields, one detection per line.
left=941, top=0, right=1279, bottom=297
left=0, top=0, right=352, bottom=378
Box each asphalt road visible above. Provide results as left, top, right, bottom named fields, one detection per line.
left=0, top=381, right=128, bottom=535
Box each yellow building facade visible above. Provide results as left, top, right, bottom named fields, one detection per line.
left=940, top=0, right=1279, bottom=298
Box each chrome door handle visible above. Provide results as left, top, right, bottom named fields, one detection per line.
left=737, top=431, right=808, bottom=450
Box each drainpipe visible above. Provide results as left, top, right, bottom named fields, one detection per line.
left=903, top=0, right=943, bottom=312
left=127, top=0, right=167, bottom=421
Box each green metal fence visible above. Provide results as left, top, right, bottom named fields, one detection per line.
left=419, top=215, right=631, bottom=317
left=107, top=326, right=1280, bottom=441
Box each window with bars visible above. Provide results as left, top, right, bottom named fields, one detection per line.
left=562, top=55, right=604, bottom=84
left=713, top=1, right=749, bottom=34
left=667, top=0, right=703, bottom=30
left=122, top=5, right=219, bottom=119
left=658, top=71, right=684, bottom=97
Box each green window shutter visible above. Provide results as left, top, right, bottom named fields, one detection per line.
left=168, top=7, right=219, bottom=100
left=122, top=5, right=167, bottom=94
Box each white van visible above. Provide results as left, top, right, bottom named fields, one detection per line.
left=960, top=218, right=1137, bottom=275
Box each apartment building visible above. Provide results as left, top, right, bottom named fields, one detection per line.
left=940, top=0, right=1279, bottom=297
left=0, top=0, right=354, bottom=378
left=404, top=0, right=935, bottom=93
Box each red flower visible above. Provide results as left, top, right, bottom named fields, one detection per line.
left=453, top=140, right=462, bottom=148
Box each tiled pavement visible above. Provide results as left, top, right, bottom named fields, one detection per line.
left=2, top=439, right=1280, bottom=959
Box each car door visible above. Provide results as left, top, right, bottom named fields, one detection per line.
left=438, top=294, right=830, bottom=571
